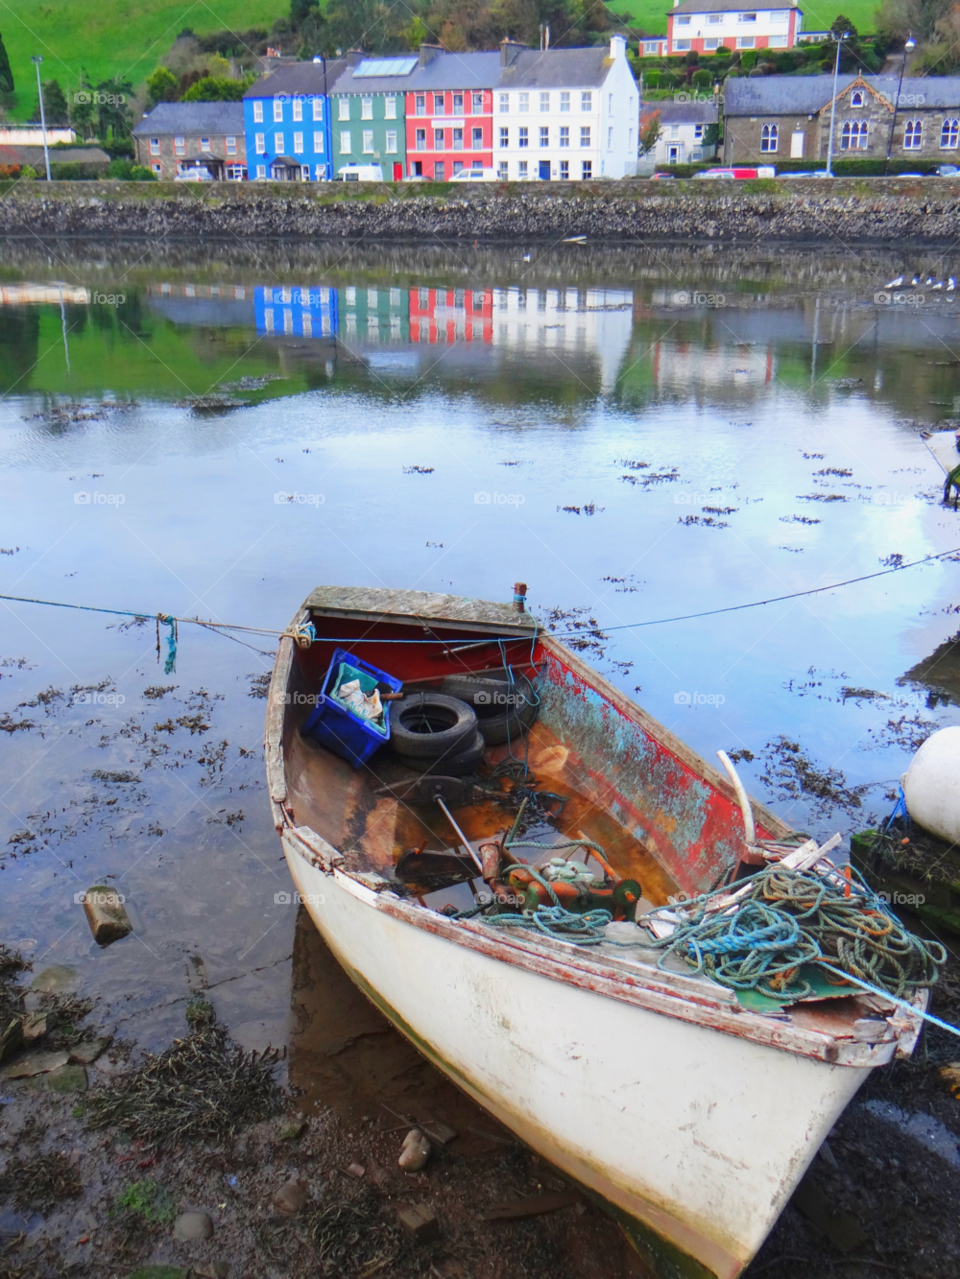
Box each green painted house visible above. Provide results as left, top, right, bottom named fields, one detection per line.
left=328, top=55, right=417, bottom=180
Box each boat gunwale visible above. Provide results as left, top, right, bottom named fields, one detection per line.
left=266, top=590, right=922, bottom=1067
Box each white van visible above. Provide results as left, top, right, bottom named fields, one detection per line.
left=450, top=168, right=496, bottom=182
left=336, top=163, right=384, bottom=182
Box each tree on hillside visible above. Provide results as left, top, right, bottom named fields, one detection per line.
left=182, top=76, right=249, bottom=101
left=640, top=112, right=662, bottom=155
left=147, top=67, right=179, bottom=107
left=70, top=71, right=97, bottom=138
left=33, top=80, right=69, bottom=126
left=95, top=78, right=134, bottom=140
left=0, top=31, right=14, bottom=95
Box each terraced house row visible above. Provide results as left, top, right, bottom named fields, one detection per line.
left=236, top=36, right=638, bottom=182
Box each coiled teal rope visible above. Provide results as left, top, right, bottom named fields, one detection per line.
left=487, top=863, right=612, bottom=946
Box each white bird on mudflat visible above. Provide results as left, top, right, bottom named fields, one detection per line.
left=925, top=273, right=936, bottom=286
left=949, top=277, right=957, bottom=291
left=884, top=275, right=904, bottom=288
left=910, top=273, right=921, bottom=286
left=522, top=253, right=532, bottom=262
left=933, top=279, right=944, bottom=290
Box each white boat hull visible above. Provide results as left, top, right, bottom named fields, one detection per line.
left=284, top=838, right=874, bottom=1279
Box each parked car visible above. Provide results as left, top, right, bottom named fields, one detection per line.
left=174, top=167, right=214, bottom=182
left=450, top=168, right=496, bottom=181
left=937, top=164, right=960, bottom=177
left=651, top=172, right=676, bottom=180
left=336, top=164, right=384, bottom=182
left=692, top=167, right=776, bottom=180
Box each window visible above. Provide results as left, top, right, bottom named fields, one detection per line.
left=386, top=130, right=397, bottom=153
left=255, top=133, right=265, bottom=154
left=519, top=92, right=529, bottom=113
left=434, top=128, right=445, bottom=149
left=840, top=120, right=869, bottom=150
left=770, top=34, right=788, bottom=46
left=705, top=38, right=719, bottom=49
left=904, top=119, right=922, bottom=149
left=499, top=92, right=509, bottom=113
left=151, top=162, right=161, bottom=175
left=771, top=7, right=789, bottom=20
left=199, top=137, right=211, bottom=152
left=471, top=158, right=482, bottom=170
left=453, top=159, right=464, bottom=174
left=226, top=136, right=237, bottom=155
left=580, top=126, right=591, bottom=147
left=339, top=130, right=351, bottom=153
left=760, top=123, right=778, bottom=152
left=677, top=14, right=691, bottom=23
left=519, top=126, right=528, bottom=148
left=257, top=164, right=266, bottom=179
left=540, top=126, right=549, bottom=147
left=694, top=123, right=704, bottom=140
left=942, top=118, right=960, bottom=148
left=315, top=164, right=325, bottom=179
left=339, top=99, right=350, bottom=121
left=294, top=132, right=304, bottom=154
left=643, top=40, right=661, bottom=52
left=540, top=92, right=550, bottom=112
left=737, top=36, right=755, bottom=48
left=434, top=94, right=445, bottom=114
left=362, top=130, right=374, bottom=153
left=253, top=101, right=263, bottom=123
left=416, top=128, right=426, bottom=150
left=149, top=138, right=160, bottom=156
left=473, top=92, right=483, bottom=111
left=581, top=92, right=592, bottom=112
left=708, top=12, right=722, bottom=21
left=739, top=11, right=757, bottom=21
left=226, top=164, right=245, bottom=180
left=499, top=126, right=509, bottom=147
left=174, top=136, right=185, bottom=155
left=434, top=160, right=445, bottom=179
left=313, top=99, right=323, bottom=121
left=453, top=128, right=463, bottom=150
left=560, top=159, right=569, bottom=179
left=293, top=99, right=302, bottom=121
left=313, top=131, right=325, bottom=153
left=274, top=99, right=283, bottom=122
left=498, top=160, right=508, bottom=179
left=360, top=96, right=373, bottom=120
left=560, top=126, right=569, bottom=147
left=675, top=40, right=691, bottom=51
left=582, top=160, right=592, bottom=179
left=518, top=160, right=528, bottom=178
left=850, top=90, right=864, bottom=107
left=453, top=93, right=463, bottom=113
left=385, top=95, right=396, bottom=119
left=472, top=126, right=483, bottom=149
left=608, top=93, right=613, bottom=113
left=415, top=94, right=425, bottom=116
left=274, top=132, right=285, bottom=152
left=607, top=127, right=613, bottom=150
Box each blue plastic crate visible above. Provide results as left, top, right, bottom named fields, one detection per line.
left=301, top=647, right=403, bottom=769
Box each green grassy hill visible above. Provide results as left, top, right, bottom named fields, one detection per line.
left=616, top=0, right=875, bottom=37
left=0, top=0, right=287, bottom=117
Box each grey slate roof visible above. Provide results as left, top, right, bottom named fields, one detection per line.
left=497, top=47, right=613, bottom=91
left=670, top=0, right=799, bottom=11
left=406, top=51, right=503, bottom=92
left=243, top=60, right=348, bottom=99
left=646, top=99, right=718, bottom=124
left=328, top=59, right=421, bottom=95
left=724, top=75, right=960, bottom=117
left=133, top=102, right=245, bottom=137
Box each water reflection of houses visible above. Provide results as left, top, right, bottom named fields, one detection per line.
left=255, top=286, right=338, bottom=339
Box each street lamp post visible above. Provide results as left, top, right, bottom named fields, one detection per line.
left=885, top=35, right=916, bottom=174
left=824, top=32, right=848, bottom=179
left=31, top=56, right=52, bottom=181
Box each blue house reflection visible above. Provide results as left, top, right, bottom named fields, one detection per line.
left=254, top=286, right=338, bottom=338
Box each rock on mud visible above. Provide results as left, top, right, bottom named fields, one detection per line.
left=398, top=1128, right=432, bottom=1171
left=173, top=1209, right=214, bottom=1240
left=81, top=886, right=132, bottom=945
left=272, top=1179, right=308, bottom=1215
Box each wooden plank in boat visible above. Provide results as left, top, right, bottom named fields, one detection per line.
left=303, top=585, right=537, bottom=635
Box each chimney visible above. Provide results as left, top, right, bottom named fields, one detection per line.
left=500, top=39, right=526, bottom=67
left=346, top=47, right=365, bottom=66
left=610, top=34, right=626, bottom=58
left=419, top=43, right=443, bottom=68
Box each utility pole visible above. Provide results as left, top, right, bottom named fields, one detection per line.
left=824, top=33, right=848, bottom=179
left=31, top=56, right=52, bottom=181
left=884, top=35, right=916, bottom=175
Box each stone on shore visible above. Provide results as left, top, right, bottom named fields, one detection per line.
left=172, top=1209, right=214, bottom=1241
left=81, top=886, right=132, bottom=944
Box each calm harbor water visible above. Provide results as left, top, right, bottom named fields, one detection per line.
left=1, top=239, right=959, bottom=1074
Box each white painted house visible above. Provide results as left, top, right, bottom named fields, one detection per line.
left=666, top=1, right=803, bottom=56
left=495, top=37, right=639, bottom=181
left=642, top=99, right=719, bottom=164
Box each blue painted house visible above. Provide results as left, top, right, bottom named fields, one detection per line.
left=243, top=59, right=346, bottom=181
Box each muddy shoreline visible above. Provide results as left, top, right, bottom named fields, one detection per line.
left=3, top=179, right=960, bottom=244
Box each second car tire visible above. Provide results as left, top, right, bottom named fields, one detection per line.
left=389, top=692, right=478, bottom=761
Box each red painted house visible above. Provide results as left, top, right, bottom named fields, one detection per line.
left=403, top=48, right=501, bottom=180
left=409, top=288, right=494, bottom=343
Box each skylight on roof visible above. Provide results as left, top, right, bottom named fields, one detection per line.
left=353, top=57, right=417, bottom=77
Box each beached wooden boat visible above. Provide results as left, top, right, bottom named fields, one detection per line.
left=265, top=586, right=924, bottom=1279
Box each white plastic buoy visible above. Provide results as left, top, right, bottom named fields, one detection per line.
left=902, top=726, right=960, bottom=844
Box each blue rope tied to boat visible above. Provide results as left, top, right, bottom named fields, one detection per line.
left=157, top=614, right=177, bottom=675
left=884, top=786, right=909, bottom=831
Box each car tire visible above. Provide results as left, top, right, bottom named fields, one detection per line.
left=389, top=692, right=478, bottom=761
left=440, top=670, right=538, bottom=745
left=407, top=729, right=486, bottom=776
